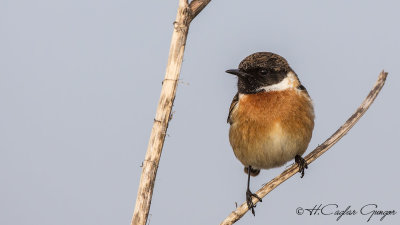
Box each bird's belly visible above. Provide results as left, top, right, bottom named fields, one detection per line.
left=229, top=121, right=307, bottom=169
left=228, top=91, right=314, bottom=170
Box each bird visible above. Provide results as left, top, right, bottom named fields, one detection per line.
left=226, top=52, right=315, bottom=216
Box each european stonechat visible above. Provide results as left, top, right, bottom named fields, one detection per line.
left=226, top=52, right=315, bottom=215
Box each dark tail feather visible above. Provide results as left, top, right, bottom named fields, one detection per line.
left=244, top=167, right=260, bottom=177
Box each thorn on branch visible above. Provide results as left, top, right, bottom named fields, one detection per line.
left=169, top=111, right=176, bottom=121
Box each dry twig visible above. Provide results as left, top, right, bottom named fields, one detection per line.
left=131, top=1, right=211, bottom=225
left=220, top=70, right=388, bottom=225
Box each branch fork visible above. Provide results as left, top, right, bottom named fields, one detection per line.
left=131, top=1, right=211, bottom=225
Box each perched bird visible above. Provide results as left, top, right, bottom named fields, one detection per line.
left=226, top=52, right=315, bottom=215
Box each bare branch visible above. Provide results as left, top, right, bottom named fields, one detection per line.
left=220, top=70, right=388, bottom=225
left=131, top=1, right=211, bottom=225
left=189, top=0, right=212, bottom=21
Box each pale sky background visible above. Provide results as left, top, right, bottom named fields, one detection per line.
left=1, top=1, right=399, bottom=225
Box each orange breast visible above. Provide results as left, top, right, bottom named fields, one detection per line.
left=229, top=90, right=314, bottom=169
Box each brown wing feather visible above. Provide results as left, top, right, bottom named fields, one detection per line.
left=227, top=93, right=239, bottom=124
left=297, top=85, right=311, bottom=98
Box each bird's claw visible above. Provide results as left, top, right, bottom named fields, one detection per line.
left=246, top=189, right=262, bottom=216
left=295, top=155, right=308, bottom=178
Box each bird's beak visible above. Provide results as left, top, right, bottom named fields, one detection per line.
left=225, top=69, right=249, bottom=78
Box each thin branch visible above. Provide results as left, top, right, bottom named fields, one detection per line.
left=131, top=1, right=211, bottom=225
left=189, top=0, right=212, bottom=21
left=220, top=70, right=388, bottom=225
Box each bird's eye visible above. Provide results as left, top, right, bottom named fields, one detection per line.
left=259, top=69, right=267, bottom=75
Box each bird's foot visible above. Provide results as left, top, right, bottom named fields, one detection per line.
left=246, top=189, right=262, bottom=216
left=295, top=155, right=308, bottom=178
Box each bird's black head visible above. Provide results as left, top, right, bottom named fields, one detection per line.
left=226, top=52, right=293, bottom=94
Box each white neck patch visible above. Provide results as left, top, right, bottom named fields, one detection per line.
left=257, top=71, right=299, bottom=92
